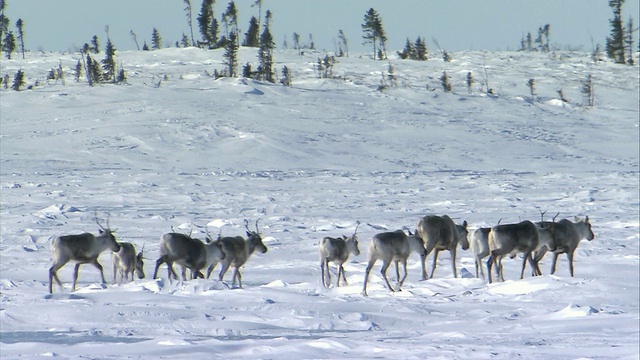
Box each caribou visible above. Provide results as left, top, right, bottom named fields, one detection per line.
left=112, top=242, right=145, bottom=284
left=533, top=216, right=594, bottom=277
left=48, top=214, right=121, bottom=294
left=486, top=220, right=539, bottom=283
left=531, top=220, right=557, bottom=276
left=319, top=221, right=361, bottom=288
left=205, top=219, right=268, bottom=288
left=416, top=215, right=469, bottom=280
left=361, top=229, right=427, bottom=296
left=469, top=227, right=492, bottom=280
left=153, top=232, right=210, bottom=281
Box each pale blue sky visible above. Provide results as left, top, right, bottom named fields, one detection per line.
left=4, top=0, right=640, bottom=53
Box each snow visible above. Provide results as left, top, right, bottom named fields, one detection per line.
left=1, top=47, right=639, bottom=359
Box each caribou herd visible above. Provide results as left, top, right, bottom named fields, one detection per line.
left=48, top=212, right=595, bottom=296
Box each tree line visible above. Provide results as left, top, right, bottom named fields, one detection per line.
left=0, top=1, right=637, bottom=92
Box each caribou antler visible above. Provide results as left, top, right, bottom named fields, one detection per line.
left=539, top=209, right=547, bottom=223
left=255, top=219, right=261, bottom=234
left=205, top=225, right=213, bottom=243
left=94, top=210, right=107, bottom=231
left=353, top=220, right=361, bottom=238
left=552, top=212, right=560, bottom=222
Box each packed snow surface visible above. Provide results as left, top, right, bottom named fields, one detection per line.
left=1, top=48, right=639, bottom=359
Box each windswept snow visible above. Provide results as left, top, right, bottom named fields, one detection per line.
left=1, top=48, right=638, bottom=359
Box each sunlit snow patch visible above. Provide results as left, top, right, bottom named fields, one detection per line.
left=33, top=204, right=81, bottom=219
left=308, top=339, right=350, bottom=350
left=158, top=339, right=191, bottom=346
left=207, top=218, right=234, bottom=228
left=488, top=275, right=564, bottom=295
left=553, top=304, right=599, bottom=318
left=262, top=280, right=288, bottom=288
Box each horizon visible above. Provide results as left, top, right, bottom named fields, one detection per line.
left=4, top=0, right=640, bottom=54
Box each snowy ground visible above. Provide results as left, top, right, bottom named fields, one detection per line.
left=1, top=48, right=639, bottom=359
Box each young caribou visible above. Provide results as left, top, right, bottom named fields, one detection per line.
left=469, top=227, right=491, bottom=280
left=205, top=219, right=268, bottom=288
left=486, top=220, right=539, bottom=283
left=416, top=215, right=469, bottom=280
left=319, top=221, right=361, bottom=288
left=530, top=220, right=557, bottom=276
left=112, top=242, right=145, bottom=285
left=48, top=214, right=121, bottom=294
left=533, top=216, right=594, bottom=277
left=361, top=229, right=427, bottom=296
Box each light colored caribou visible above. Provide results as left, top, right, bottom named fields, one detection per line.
left=416, top=215, right=469, bottom=280
left=205, top=219, right=268, bottom=288
left=112, top=242, right=145, bottom=284
left=533, top=216, right=594, bottom=277
left=361, top=229, right=427, bottom=296
left=153, top=231, right=224, bottom=281
left=319, top=221, right=361, bottom=288
left=486, top=220, right=539, bottom=283
left=49, top=214, right=121, bottom=294
left=469, top=227, right=491, bottom=280
left=530, top=220, right=557, bottom=276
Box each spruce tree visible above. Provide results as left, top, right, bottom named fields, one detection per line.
left=373, top=13, right=387, bottom=59
left=12, top=69, right=25, bottom=91
left=582, top=74, right=594, bottom=106
left=151, top=28, right=162, bottom=50
left=0, top=0, right=7, bottom=50
left=223, top=31, right=238, bottom=77
left=57, top=60, right=65, bottom=86
left=181, top=33, right=190, bottom=47
left=362, top=8, right=379, bottom=59
left=101, top=38, right=116, bottom=82
left=74, top=59, right=83, bottom=82
left=243, top=16, right=260, bottom=47
left=16, top=19, right=24, bottom=59
left=251, top=0, right=263, bottom=30
left=307, top=34, right=315, bottom=50
left=414, top=37, right=427, bottom=60
left=338, top=30, right=349, bottom=57
left=466, top=72, right=474, bottom=94
left=440, top=70, right=451, bottom=93
left=130, top=30, right=140, bottom=50
left=362, top=8, right=387, bottom=60
left=222, top=1, right=238, bottom=42
left=542, top=24, right=551, bottom=52
left=281, top=66, right=292, bottom=86
left=292, top=32, right=301, bottom=55
left=527, top=78, right=536, bottom=101
left=625, top=16, right=634, bottom=65
left=398, top=38, right=413, bottom=59
left=91, top=35, right=100, bottom=54
left=258, top=10, right=275, bottom=82
left=2, top=30, right=14, bottom=59
left=116, top=66, right=126, bottom=84
left=606, top=0, right=626, bottom=64
left=535, top=27, right=544, bottom=51
left=197, top=0, right=215, bottom=47
left=183, top=0, right=195, bottom=47
left=242, top=62, right=252, bottom=78
left=86, top=54, right=102, bottom=85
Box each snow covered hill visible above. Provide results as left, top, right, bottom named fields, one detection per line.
left=1, top=48, right=638, bottom=359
